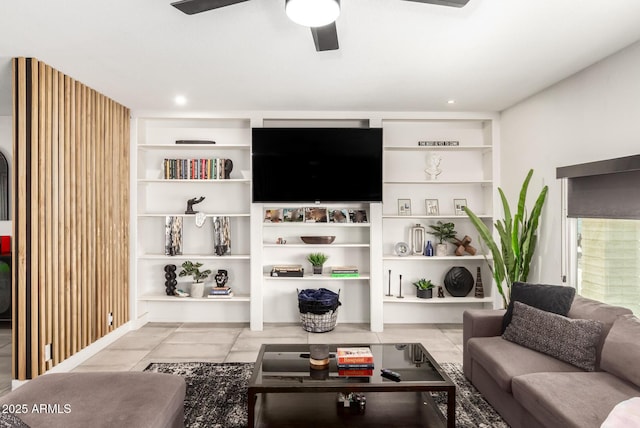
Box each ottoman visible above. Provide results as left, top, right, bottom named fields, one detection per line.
left=0, top=372, right=186, bottom=428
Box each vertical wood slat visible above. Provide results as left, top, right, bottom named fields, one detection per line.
left=12, top=58, right=130, bottom=379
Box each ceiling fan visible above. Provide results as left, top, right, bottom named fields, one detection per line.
left=170, top=0, right=470, bottom=52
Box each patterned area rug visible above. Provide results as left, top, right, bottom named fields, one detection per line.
left=144, top=361, right=508, bottom=428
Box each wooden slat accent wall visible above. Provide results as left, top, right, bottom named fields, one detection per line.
left=12, top=58, right=130, bottom=380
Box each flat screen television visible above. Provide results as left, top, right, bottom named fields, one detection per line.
left=252, top=128, right=383, bottom=203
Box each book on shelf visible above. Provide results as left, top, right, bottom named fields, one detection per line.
left=337, top=363, right=375, bottom=369
left=331, top=266, right=359, bottom=273
left=207, top=291, right=234, bottom=299
left=161, top=158, right=228, bottom=180
left=336, top=347, right=374, bottom=365
left=330, top=272, right=360, bottom=278
left=209, top=287, right=232, bottom=295
left=337, top=368, right=374, bottom=377
left=270, top=264, right=304, bottom=277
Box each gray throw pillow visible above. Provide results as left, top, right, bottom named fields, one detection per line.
left=601, top=314, right=640, bottom=387
left=502, top=282, right=576, bottom=333
left=503, top=301, right=603, bottom=371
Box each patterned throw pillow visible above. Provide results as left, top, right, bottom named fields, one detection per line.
left=0, top=413, right=30, bottom=428
left=503, top=301, right=603, bottom=371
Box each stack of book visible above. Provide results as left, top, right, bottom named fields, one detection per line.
left=270, top=265, right=304, bottom=277
left=207, top=286, right=234, bottom=298
left=331, top=266, right=359, bottom=278
left=336, top=347, right=374, bottom=376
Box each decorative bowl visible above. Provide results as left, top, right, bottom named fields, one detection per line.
left=301, top=236, right=336, bottom=245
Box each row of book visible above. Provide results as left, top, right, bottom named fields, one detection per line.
left=270, top=265, right=304, bottom=277
left=337, top=347, right=374, bottom=376
left=207, top=286, right=234, bottom=299
left=162, top=158, right=231, bottom=180
left=331, top=266, right=359, bottom=278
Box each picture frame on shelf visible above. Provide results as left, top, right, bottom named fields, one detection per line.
left=454, top=198, right=468, bottom=216
left=264, top=208, right=283, bottom=223
left=329, top=209, right=349, bottom=223
left=283, top=208, right=304, bottom=222
left=304, top=207, right=328, bottom=223
left=398, top=199, right=412, bottom=216
left=349, top=209, right=368, bottom=223
left=425, top=199, right=439, bottom=216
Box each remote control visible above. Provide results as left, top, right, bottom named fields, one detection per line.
left=381, top=369, right=401, bottom=382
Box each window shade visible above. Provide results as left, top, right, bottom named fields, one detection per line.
left=557, top=155, right=640, bottom=219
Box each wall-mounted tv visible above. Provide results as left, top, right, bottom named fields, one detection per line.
left=252, top=128, right=383, bottom=203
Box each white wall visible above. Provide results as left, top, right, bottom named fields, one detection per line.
left=0, top=116, right=11, bottom=236
left=501, top=40, right=640, bottom=285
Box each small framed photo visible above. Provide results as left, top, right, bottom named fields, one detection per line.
left=398, top=199, right=412, bottom=216
left=425, top=199, right=439, bottom=216
left=264, top=208, right=283, bottom=223
left=349, top=209, right=368, bottom=223
left=329, top=208, right=349, bottom=223
left=283, top=207, right=304, bottom=222
left=304, top=207, right=328, bottom=223
left=454, top=198, right=468, bottom=216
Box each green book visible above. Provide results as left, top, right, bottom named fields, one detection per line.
left=331, top=273, right=360, bottom=278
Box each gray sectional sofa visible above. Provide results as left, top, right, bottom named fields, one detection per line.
left=464, top=294, right=640, bottom=428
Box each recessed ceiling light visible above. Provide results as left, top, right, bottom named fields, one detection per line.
left=447, top=99, right=456, bottom=105
left=174, top=95, right=187, bottom=106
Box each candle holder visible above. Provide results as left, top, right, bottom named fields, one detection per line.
left=397, top=274, right=404, bottom=298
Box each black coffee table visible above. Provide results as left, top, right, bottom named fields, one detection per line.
left=247, top=343, right=455, bottom=428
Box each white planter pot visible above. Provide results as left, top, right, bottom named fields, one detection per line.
left=190, top=282, right=204, bottom=298
left=435, top=243, right=448, bottom=257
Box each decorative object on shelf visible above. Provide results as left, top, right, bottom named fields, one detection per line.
left=164, top=216, right=183, bottom=256
left=298, top=288, right=340, bottom=333
left=175, top=140, right=216, bottom=145
left=413, top=278, right=434, bottom=299
left=309, top=344, right=330, bottom=367
left=214, top=269, right=229, bottom=288
left=185, top=196, right=205, bottom=214
left=270, top=265, right=304, bottom=277
left=162, top=158, right=231, bottom=179
left=410, top=224, right=426, bottom=255
left=453, top=198, right=467, bottom=216
left=348, top=209, right=368, bottom=223
left=264, top=208, right=283, bottom=223
left=427, top=221, right=457, bottom=257
left=283, top=207, right=303, bottom=222
left=418, top=140, right=459, bottom=147
left=304, top=207, right=328, bottom=223
left=386, top=269, right=393, bottom=296
left=444, top=266, right=474, bottom=297
left=452, top=235, right=477, bottom=256
left=425, top=199, right=439, bottom=216
left=179, top=261, right=212, bottom=298
left=425, top=153, right=442, bottom=180
left=437, top=286, right=445, bottom=298
left=223, top=159, right=233, bottom=179
left=394, top=242, right=410, bottom=257
left=307, top=252, right=329, bottom=275
left=276, top=237, right=287, bottom=245
left=212, top=216, right=231, bottom=256
left=464, top=169, right=549, bottom=308
left=330, top=266, right=359, bottom=278
left=425, top=240, right=434, bottom=257
left=195, top=212, right=207, bottom=228
left=397, top=199, right=411, bottom=216
left=397, top=274, right=404, bottom=298
left=329, top=209, right=348, bottom=223
left=300, top=236, right=335, bottom=244
left=475, top=267, right=485, bottom=298
left=164, top=264, right=177, bottom=296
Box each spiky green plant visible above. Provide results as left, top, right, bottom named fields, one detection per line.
left=306, top=253, right=329, bottom=266
left=464, top=169, right=548, bottom=308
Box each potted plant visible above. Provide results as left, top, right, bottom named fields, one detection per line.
left=413, top=278, right=435, bottom=298
left=428, top=221, right=457, bottom=256
left=306, top=253, right=329, bottom=275
left=464, top=169, right=548, bottom=308
left=179, top=261, right=212, bottom=298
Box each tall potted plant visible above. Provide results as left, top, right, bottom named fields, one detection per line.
left=427, top=221, right=457, bottom=256
left=179, top=261, right=212, bottom=298
left=464, top=169, right=548, bottom=308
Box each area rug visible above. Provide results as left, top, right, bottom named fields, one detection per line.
left=144, top=361, right=508, bottom=428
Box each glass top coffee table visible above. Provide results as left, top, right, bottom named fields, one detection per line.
left=248, top=343, right=455, bottom=428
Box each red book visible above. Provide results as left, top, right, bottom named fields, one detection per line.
left=336, top=347, right=374, bottom=365
left=338, top=368, right=373, bottom=377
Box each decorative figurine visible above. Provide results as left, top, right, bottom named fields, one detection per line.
left=164, top=264, right=177, bottom=296
left=224, top=159, right=233, bottom=179
left=185, top=196, right=205, bottom=214
left=452, top=235, right=477, bottom=256
left=475, top=267, right=485, bottom=298
left=437, top=286, right=445, bottom=298
left=425, top=153, right=442, bottom=180
left=214, top=269, right=229, bottom=287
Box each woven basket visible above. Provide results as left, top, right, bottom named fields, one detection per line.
left=299, top=309, right=338, bottom=333
left=298, top=288, right=340, bottom=333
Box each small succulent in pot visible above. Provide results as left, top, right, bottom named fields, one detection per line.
left=413, top=278, right=435, bottom=299
left=307, top=253, right=329, bottom=274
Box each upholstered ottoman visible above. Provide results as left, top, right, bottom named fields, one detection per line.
left=0, top=372, right=186, bottom=428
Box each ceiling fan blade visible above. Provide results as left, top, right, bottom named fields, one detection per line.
left=401, top=0, right=470, bottom=7
left=171, top=0, right=250, bottom=15
left=311, top=22, right=339, bottom=52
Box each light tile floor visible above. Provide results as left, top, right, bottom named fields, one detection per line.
left=73, top=322, right=463, bottom=372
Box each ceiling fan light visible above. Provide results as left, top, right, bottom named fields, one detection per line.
left=286, top=0, right=340, bottom=27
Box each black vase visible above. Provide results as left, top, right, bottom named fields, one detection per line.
left=444, top=267, right=474, bottom=297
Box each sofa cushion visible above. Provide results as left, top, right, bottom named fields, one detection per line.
left=568, top=295, right=634, bottom=369
left=502, top=282, right=576, bottom=332
left=503, top=301, right=603, bottom=371
left=512, top=371, right=640, bottom=428
left=601, top=314, right=640, bottom=387
left=467, top=336, right=582, bottom=392
left=601, top=397, right=640, bottom=428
